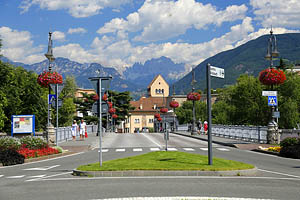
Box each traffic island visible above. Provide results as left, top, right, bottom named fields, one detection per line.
left=73, top=151, right=257, bottom=177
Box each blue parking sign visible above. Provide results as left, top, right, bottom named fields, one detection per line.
left=268, top=96, right=277, bottom=106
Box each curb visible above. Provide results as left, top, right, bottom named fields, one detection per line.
left=72, top=167, right=258, bottom=177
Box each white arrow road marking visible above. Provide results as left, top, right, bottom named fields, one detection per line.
left=23, top=165, right=60, bottom=171
left=200, top=148, right=208, bottom=151
left=6, top=175, right=25, bottom=179
left=183, top=148, right=195, bottom=151
left=27, top=174, right=47, bottom=178
left=150, top=148, right=160, bottom=151
left=133, top=148, right=143, bottom=152
left=26, top=171, right=72, bottom=182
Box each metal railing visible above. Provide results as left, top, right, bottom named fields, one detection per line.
left=55, top=125, right=98, bottom=143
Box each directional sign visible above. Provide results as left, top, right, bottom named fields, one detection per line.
left=210, top=66, right=225, bottom=78
left=262, top=91, right=277, bottom=96
left=48, top=94, right=56, bottom=104
left=92, top=102, right=109, bottom=114
left=50, top=84, right=65, bottom=97
left=51, top=99, right=63, bottom=108
left=273, top=111, right=280, bottom=118
left=268, top=96, right=277, bottom=106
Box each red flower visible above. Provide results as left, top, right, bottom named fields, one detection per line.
left=169, top=100, right=179, bottom=108
left=187, top=92, right=201, bottom=101
left=160, top=107, right=168, bottom=113
left=154, top=113, right=160, bottom=118
left=92, top=94, right=99, bottom=101
left=259, top=68, right=286, bottom=85
left=157, top=117, right=162, bottom=122
left=112, top=114, right=118, bottom=119
left=107, top=101, right=113, bottom=108
left=102, top=93, right=108, bottom=101
left=37, top=71, right=63, bottom=88
left=109, top=108, right=116, bottom=114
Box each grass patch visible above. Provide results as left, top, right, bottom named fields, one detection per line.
left=77, top=151, right=254, bottom=171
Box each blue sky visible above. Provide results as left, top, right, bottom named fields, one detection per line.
left=1, top=0, right=300, bottom=72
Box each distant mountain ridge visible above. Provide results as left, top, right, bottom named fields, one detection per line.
left=0, top=56, right=186, bottom=92
left=174, top=33, right=300, bottom=94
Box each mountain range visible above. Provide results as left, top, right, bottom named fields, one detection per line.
left=2, top=33, right=300, bottom=96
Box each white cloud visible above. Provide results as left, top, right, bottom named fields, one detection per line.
left=0, top=26, right=44, bottom=64
left=52, top=31, right=66, bottom=41
left=20, top=0, right=132, bottom=18
left=67, top=27, right=87, bottom=34
left=97, top=0, right=248, bottom=42
left=250, top=0, right=300, bottom=28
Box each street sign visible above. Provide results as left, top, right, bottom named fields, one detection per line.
left=210, top=66, right=225, bottom=78
left=48, top=94, right=56, bottom=104
left=50, top=84, right=65, bottom=97
left=262, top=91, right=277, bottom=96
left=273, top=111, right=280, bottom=118
left=268, top=96, right=277, bottom=106
left=51, top=99, right=63, bottom=108
left=92, top=102, right=109, bottom=114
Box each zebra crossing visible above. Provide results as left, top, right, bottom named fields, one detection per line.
left=98, top=147, right=230, bottom=153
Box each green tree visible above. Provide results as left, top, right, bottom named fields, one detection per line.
left=175, top=100, right=206, bottom=124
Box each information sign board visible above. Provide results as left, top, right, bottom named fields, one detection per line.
left=11, top=115, right=35, bottom=136
left=210, top=66, right=225, bottom=78
left=262, top=91, right=277, bottom=96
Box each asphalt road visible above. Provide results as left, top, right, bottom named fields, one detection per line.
left=0, top=132, right=299, bottom=200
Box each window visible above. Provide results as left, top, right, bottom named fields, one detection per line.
left=134, top=118, right=140, bottom=123
left=156, top=89, right=158, bottom=94
left=162, top=89, right=164, bottom=94
left=149, top=119, right=154, bottom=123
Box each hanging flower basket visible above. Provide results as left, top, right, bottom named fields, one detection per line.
left=112, top=114, right=118, bottom=119
left=169, top=100, right=179, bottom=108
left=92, top=94, right=99, bottom=101
left=107, top=101, right=113, bottom=108
left=187, top=92, right=201, bottom=101
left=102, top=93, right=108, bottom=101
left=109, top=108, right=116, bottom=114
left=154, top=113, right=160, bottom=118
left=160, top=107, right=168, bottom=113
left=37, top=71, right=63, bottom=87
left=157, top=117, right=162, bottom=122
left=259, top=68, right=286, bottom=85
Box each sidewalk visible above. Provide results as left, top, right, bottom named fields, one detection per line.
left=173, top=131, right=276, bottom=150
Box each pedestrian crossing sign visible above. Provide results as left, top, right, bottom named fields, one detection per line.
left=268, top=96, right=277, bottom=106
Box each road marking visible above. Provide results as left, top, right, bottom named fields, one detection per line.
left=183, top=148, right=195, bottom=151
left=116, top=149, right=126, bottom=152
left=0, top=175, right=4, bottom=178
left=98, top=149, right=109, bottom=153
left=258, top=168, right=300, bottom=178
left=24, top=165, right=60, bottom=171
left=167, top=148, right=177, bottom=151
left=150, top=148, right=160, bottom=151
left=216, top=148, right=230, bottom=151
left=133, top=148, right=143, bottom=152
left=27, top=174, right=47, bottom=178
left=200, top=148, right=208, bottom=151
left=26, top=171, right=72, bottom=182
left=141, top=133, right=163, bottom=148
left=6, top=175, right=25, bottom=179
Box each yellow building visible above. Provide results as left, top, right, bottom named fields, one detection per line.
left=125, top=75, right=169, bottom=133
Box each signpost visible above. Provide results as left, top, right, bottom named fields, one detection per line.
left=89, top=76, right=112, bottom=167
left=207, top=63, right=225, bottom=165
left=262, top=91, right=277, bottom=97
left=268, top=96, right=277, bottom=106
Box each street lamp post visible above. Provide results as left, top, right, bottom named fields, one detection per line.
left=191, top=67, right=197, bottom=135
left=265, top=29, right=280, bottom=144
left=45, top=32, right=55, bottom=144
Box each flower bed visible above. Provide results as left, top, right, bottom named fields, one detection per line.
left=17, top=144, right=59, bottom=159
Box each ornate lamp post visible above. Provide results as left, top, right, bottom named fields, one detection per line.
left=190, top=67, right=197, bottom=135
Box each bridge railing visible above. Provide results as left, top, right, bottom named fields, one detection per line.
left=55, top=125, right=98, bottom=143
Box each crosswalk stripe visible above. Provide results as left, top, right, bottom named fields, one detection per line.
left=0, top=175, right=4, bottom=178
left=116, top=149, right=126, bottom=152
left=133, top=148, right=143, bottom=152
left=98, top=149, right=109, bottom=153
left=27, top=174, right=47, bottom=178
left=167, top=148, right=177, bottom=151
left=216, top=148, right=230, bottom=151
left=183, top=148, right=195, bottom=151
left=6, top=175, right=25, bottom=179
left=150, top=148, right=160, bottom=151
left=200, top=148, right=208, bottom=151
